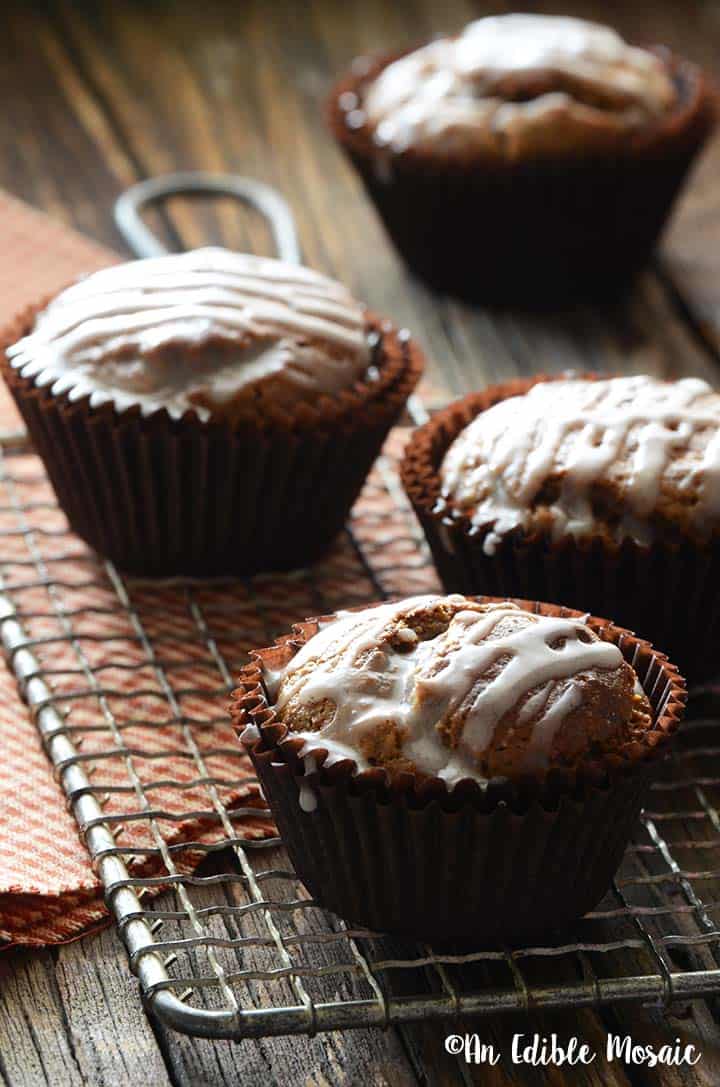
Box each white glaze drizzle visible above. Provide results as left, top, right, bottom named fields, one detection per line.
left=440, top=376, right=720, bottom=555
left=7, top=248, right=369, bottom=421
left=272, top=596, right=624, bottom=784
left=296, top=740, right=364, bottom=813
left=298, top=756, right=319, bottom=812
left=362, top=15, right=676, bottom=155
left=240, top=723, right=261, bottom=745
left=522, top=683, right=582, bottom=770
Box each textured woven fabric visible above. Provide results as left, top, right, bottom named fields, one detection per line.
left=0, top=191, right=439, bottom=947
left=0, top=190, right=118, bottom=440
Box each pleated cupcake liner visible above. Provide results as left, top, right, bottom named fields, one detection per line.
left=1, top=309, right=423, bottom=577
left=231, top=599, right=686, bottom=948
left=328, top=48, right=716, bottom=305
left=400, top=376, right=720, bottom=682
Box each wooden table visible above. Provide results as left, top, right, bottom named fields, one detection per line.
left=2, top=1, right=720, bottom=1083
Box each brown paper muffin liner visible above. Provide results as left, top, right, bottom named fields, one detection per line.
left=0, top=307, right=423, bottom=576
left=231, top=598, right=686, bottom=948
left=400, top=375, right=720, bottom=683
left=328, top=48, right=716, bottom=304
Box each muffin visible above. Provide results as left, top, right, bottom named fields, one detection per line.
left=1, top=247, right=423, bottom=576
left=401, top=373, right=720, bottom=681
left=328, top=14, right=715, bottom=303
left=233, top=594, right=685, bottom=947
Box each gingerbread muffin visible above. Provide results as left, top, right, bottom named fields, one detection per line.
left=2, top=247, right=423, bottom=575
left=328, top=14, right=715, bottom=303
left=274, top=596, right=652, bottom=780
left=233, top=594, right=685, bottom=946
left=401, top=374, right=720, bottom=680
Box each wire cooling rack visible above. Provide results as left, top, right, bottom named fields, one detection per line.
left=3, top=428, right=720, bottom=1040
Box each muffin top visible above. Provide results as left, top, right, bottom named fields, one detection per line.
left=439, top=375, right=720, bottom=554
left=269, top=594, right=650, bottom=782
left=361, top=14, right=677, bottom=157
left=7, top=248, right=371, bottom=422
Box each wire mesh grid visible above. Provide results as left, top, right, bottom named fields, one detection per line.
left=2, top=430, right=720, bottom=1040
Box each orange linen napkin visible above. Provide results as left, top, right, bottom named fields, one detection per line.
left=0, top=192, right=279, bottom=945
left=0, top=190, right=439, bottom=946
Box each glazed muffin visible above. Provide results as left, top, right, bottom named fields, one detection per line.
left=401, top=374, right=720, bottom=680
left=328, top=14, right=715, bottom=303
left=1, top=248, right=423, bottom=575
left=233, top=594, right=685, bottom=947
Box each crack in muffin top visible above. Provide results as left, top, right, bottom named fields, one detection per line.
left=270, top=595, right=650, bottom=782
left=7, top=248, right=371, bottom=421
left=360, top=14, right=677, bottom=157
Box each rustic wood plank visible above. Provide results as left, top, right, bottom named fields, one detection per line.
left=0, top=951, right=83, bottom=1087
left=386, top=952, right=637, bottom=1087
left=41, top=0, right=720, bottom=407
left=1, top=2, right=720, bottom=1086
left=597, top=999, right=720, bottom=1087
left=0, top=930, right=174, bottom=1087
left=43, top=0, right=464, bottom=405
left=147, top=849, right=420, bottom=1087
left=507, top=0, right=720, bottom=357
left=53, top=925, right=174, bottom=1087
left=0, top=6, right=135, bottom=250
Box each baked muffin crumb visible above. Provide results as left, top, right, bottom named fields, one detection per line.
left=273, top=595, right=652, bottom=781
left=439, top=375, right=720, bottom=554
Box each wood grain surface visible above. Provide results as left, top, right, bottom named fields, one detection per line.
left=1, top=0, right=720, bottom=1084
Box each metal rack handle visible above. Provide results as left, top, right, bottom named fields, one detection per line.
left=114, top=171, right=302, bottom=264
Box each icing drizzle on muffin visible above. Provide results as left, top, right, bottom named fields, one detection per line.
left=362, top=14, right=677, bottom=156
left=7, top=248, right=370, bottom=421
left=440, top=375, right=720, bottom=554
left=270, top=595, right=647, bottom=782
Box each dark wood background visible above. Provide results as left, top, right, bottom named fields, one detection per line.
left=1, top=1, right=720, bottom=1084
